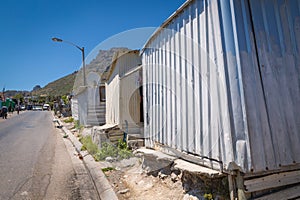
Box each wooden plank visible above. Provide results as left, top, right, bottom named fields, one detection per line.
left=245, top=170, right=300, bottom=192
left=254, top=185, right=300, bottom=200
left=109, top=132, right=123, bottom=137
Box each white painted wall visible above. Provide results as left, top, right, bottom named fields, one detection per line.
left=105, top=51, right=142, bottom=134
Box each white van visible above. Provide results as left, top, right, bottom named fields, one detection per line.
left=42, top=104, right=50, bottom=111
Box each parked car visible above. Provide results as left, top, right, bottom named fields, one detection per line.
left=33, top=105, right=43, bottom=111
left=26, top=105, right=33, bottom=110
left=20, top=105, right=26, bottom=110
left=43, top=104, right=50, bottom=111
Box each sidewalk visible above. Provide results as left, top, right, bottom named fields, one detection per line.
left=53, top=115, right=118, bottom=200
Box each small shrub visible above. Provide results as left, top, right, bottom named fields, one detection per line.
left=118, top=148, right=133, bottom=159
left=79, top=136, right=133, bottom=162
left=94, top=142, right=118, bottom=161
left=80, top=135, right=98, bottom=155
left=117, top=139, right=128, bottom=150
left=94, top=140, right=133, bottom=161
left=117, top=139, right=132, bottom=159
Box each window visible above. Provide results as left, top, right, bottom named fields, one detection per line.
left=99, top=86, right=106, bottom=102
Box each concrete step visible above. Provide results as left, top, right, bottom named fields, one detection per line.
left=88, top=105, right=106, bottom=109
left=88, top=110, right=106, bottom=114
left=87, top=117, right=106, bottom=126
left=88, top=107, right=106, bottom=111
left=88, top=116, right=106, bottom=121
left=87, top=116, right=105, bottom=120
left=88, top=113, right=105, bottom=117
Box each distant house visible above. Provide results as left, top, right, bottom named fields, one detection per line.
left=71, top=48, right=130, bottom=127
left=71, top=74, right=106, bottom=127
left=71, top=87, right=88, bottom=126
left=102, top=50, right=143, bottom=135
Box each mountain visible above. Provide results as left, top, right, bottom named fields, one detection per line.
left=31, top=71, right=77, bottom=97
left=86, top=47, right=130, bottom=72
left=33, top=47, right=130, bottom=97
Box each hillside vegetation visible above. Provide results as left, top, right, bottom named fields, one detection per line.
left=32, top=72, right=77, bottom=97
left=33, top=47, right=129, bottom=97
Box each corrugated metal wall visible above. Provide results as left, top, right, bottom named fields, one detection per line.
left=143, top=0, right=233, bottom=171
left=247, top=0, right=300, bottom=172
left=142, top=0, right=300, bottom=174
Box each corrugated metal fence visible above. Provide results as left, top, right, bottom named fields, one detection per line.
left=142, top=0, right=300, bottom=174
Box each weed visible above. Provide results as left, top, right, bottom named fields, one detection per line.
left=94, top=142, right=118, bottom=161
left=63, top=117, right=74, bottom=123
left=117, top=139, right=128, bottom=150
left=117, top=139, right=132, bottom=159
left=81, top=145, right=87, bottom=151
left=80, top=135, right=98, bottom=155
left=118, top=148, right=133, bottom=159
left=94, top=139, right=133, bottom=161
left=79, top=136, right=133, bottom=162
left=204, top=193, right=213, bottom=200
left=102, top=167, right=115, bottom=172
left=74, top=120, right=83, bottom=131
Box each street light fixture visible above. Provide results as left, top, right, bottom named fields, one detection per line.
left=52, top=37, right=86, bottom=86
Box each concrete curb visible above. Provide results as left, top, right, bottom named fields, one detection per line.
left=54, top=117, right=118, bottom=200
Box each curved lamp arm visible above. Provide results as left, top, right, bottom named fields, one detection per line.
left=52, top=37, right=86, bottom=86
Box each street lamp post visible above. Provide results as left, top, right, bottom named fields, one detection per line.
left=52, top=37, right=86, bottom=86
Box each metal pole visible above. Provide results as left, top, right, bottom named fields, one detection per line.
left=52, top=37, right=86, bottom=86
left=82, top=47, right=86, bottom=86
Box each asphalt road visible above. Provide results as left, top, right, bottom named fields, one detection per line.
left=0, top=111, right=98, bottom=200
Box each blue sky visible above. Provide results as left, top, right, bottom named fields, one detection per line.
left=0, top=0, right=185, bottom=91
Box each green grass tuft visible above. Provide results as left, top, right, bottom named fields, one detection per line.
left=80, top=135, right=98, bottom=155
left=102, top=167, right=115, bottom=172
left=63, top=117, right=74, bottom=123
left=79, top=136, right=133, bottom=161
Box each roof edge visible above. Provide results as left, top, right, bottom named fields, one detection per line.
left=140, top=0, right=193, bottom=55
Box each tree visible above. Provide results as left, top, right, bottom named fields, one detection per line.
left=14, top=93, right=24, bottom=104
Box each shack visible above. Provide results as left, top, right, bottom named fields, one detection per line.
left=141, top=0, right=300, bottom=199
left=72, top=81, right=106, bottom=127
left=103, top=50, right=143, bottom=135
left=91, top=50, right=143, bottom=148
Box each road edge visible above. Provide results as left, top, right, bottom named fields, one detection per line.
left=53, top=115, right=118, bottom=200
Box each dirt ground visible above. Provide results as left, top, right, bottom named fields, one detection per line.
left=103, top=160, right=186, bottom=200
left=61, top=117, right=199, bottom=200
